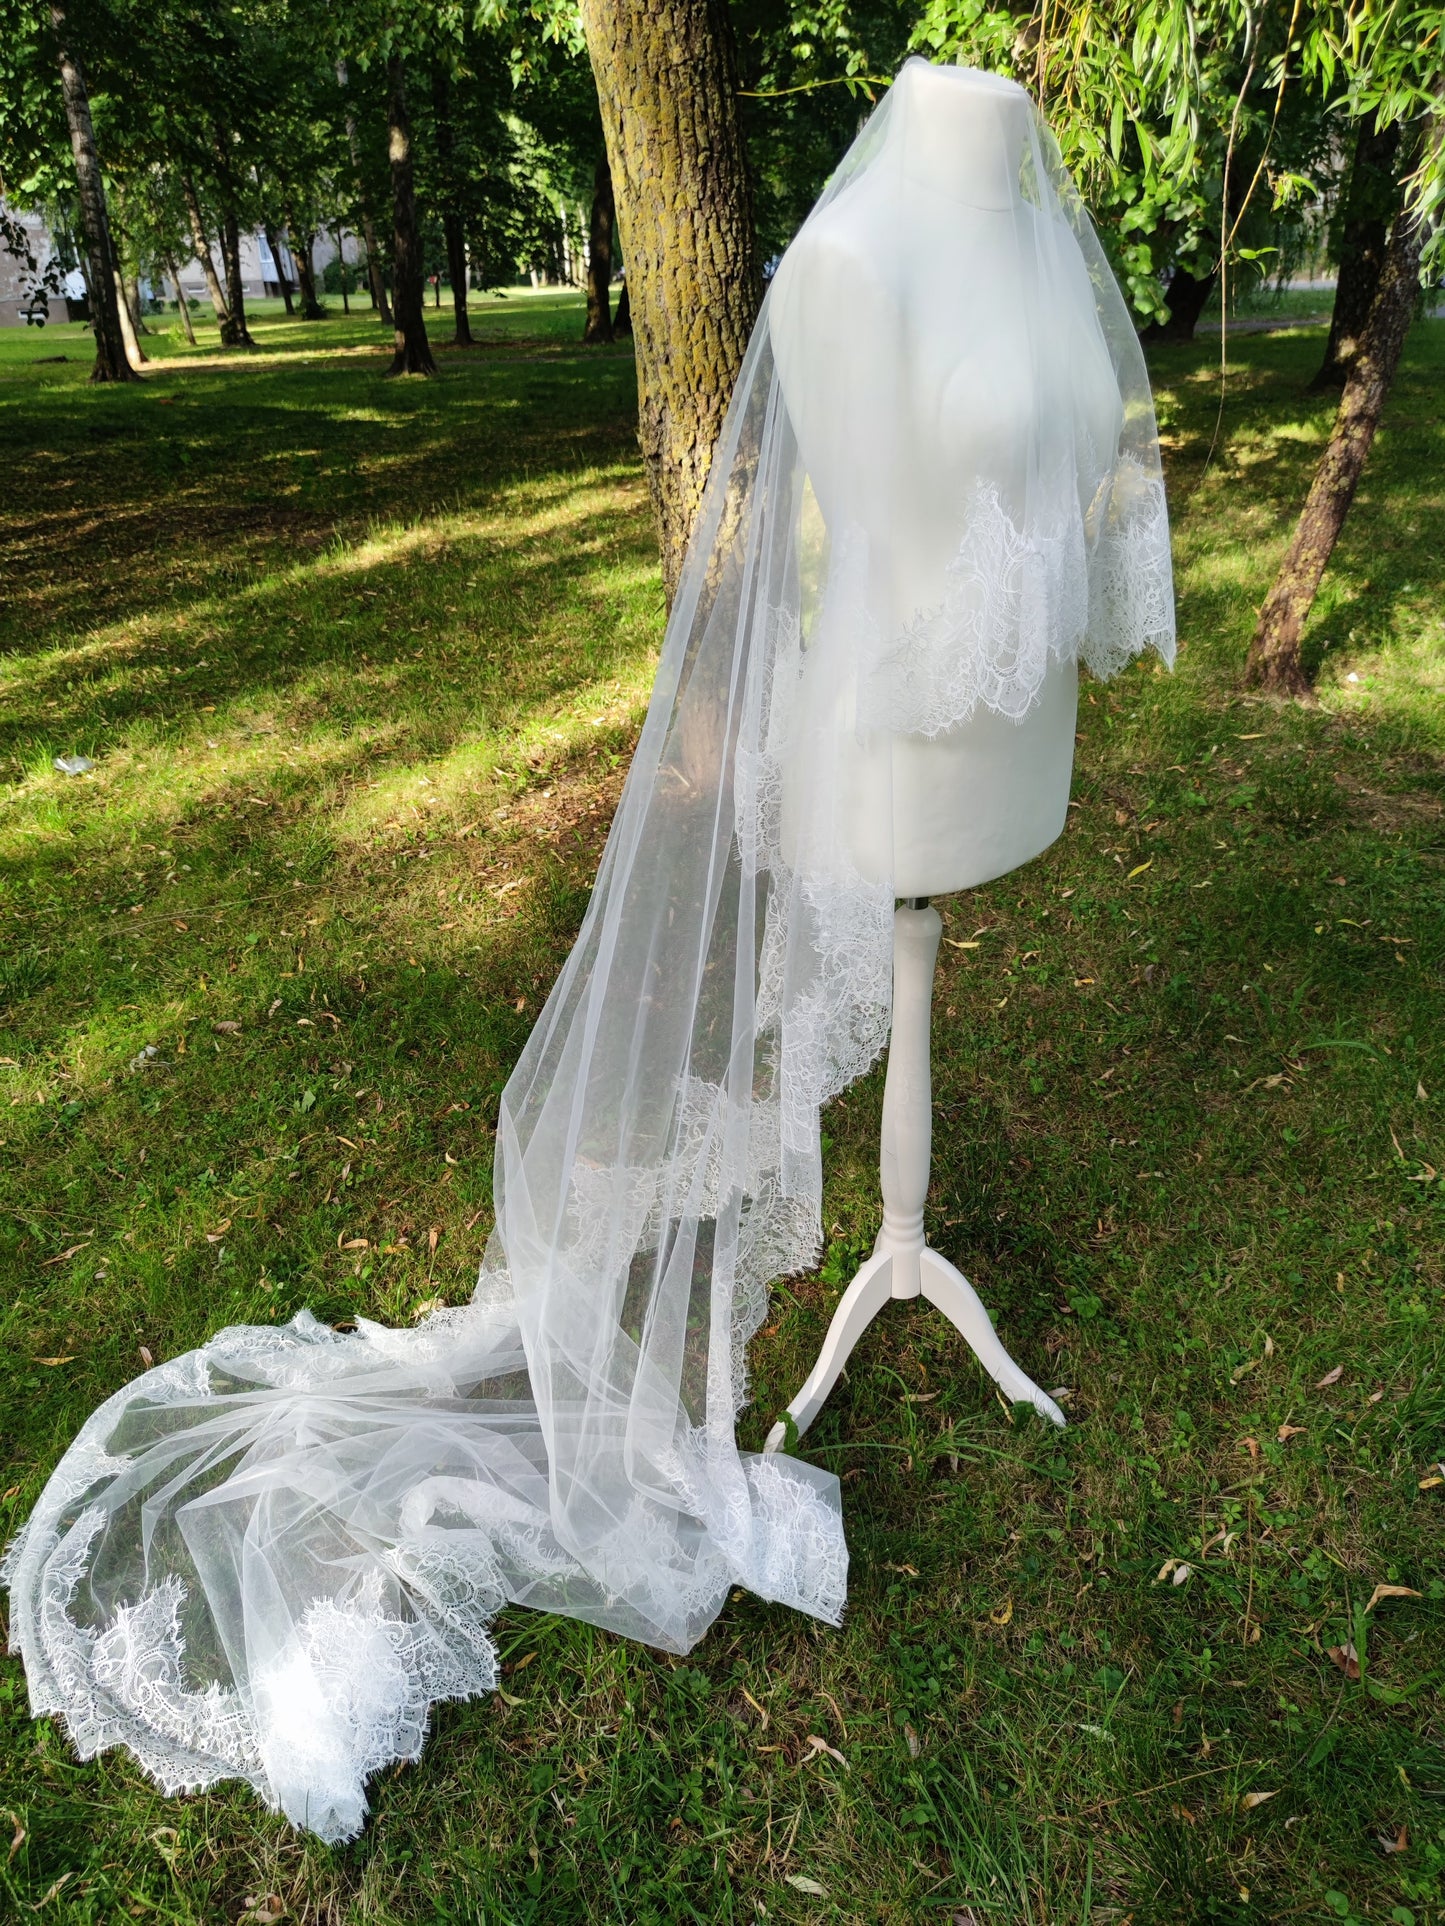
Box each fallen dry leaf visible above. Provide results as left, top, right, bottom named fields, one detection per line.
left=1240, top=1436, right=1260, bottom=1461
left=1316, top=1365, right=1344, bottom=1388
left=1378, top=1825, right=1409, bottom=1855
left=1327, top=1642, right=1362, bottom=1680
left=1277, top=1423, right=1307, bottom=1443
left=785, top=1874, right=828, bottom=1896
left=339, top=1237, right=369, bottom=1251
left=6, top=1810, right=24, bottom=1862
left=1365, top=1584, right=1422, bottom=1613
left=42, top=1243, right=91, bottom=1265
left=990, top=1597, right=1014, bottom=1626
left=204, top=1219, right=232, bottom=1243
left=1240, top=1790, right=1278, bottom=1811
left=410, top=1297, right=444, bottom=1320
left=739, top=1686, right=770, bottom=1729
left=36, top=1357, right=76, bottom=1367
left=138, top=1345, right=154, bottom=1368
left=802, top=1734, right=849, bottom=1771
left=904, top=1722, right=921, bottom=1758
left=212, top=1020, right=241, bottom=1035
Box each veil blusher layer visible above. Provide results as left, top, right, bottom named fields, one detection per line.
left=3, top=59, right=1174, bottom=1842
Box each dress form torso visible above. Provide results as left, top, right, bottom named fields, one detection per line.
left=768, top=63, right=1123, bottom=896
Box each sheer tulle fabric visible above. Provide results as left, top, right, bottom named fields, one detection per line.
left=4, top=61, right=1174, bottom=1841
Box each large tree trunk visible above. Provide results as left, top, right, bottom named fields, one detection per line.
left=48, top=4, right=135, bottom=382
left=182, top=176, right=231, bottom=332
left=338, top=57, right=393, bottom=327
left=1311, top=120, right=1402, bottom=391
left=1144, top=263, right=1216, bottom=343
left=164, top=250, right=197, bottom=344
left=218, top=206, right=256, bottom=348
left=385, top=56, right=435, bottom=376
left=263, top=221, right=295, bottom=313
left=1246, top=174, right=1429, bottom=696
left=579, top=0, right=759, bottom=601
left=582, top=148, right=615, bottom=344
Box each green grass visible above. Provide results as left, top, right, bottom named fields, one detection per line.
left=0, top=292, right=1442, bottom=1925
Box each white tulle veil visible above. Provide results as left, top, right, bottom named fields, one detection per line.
left=4, top=59, right=1173, bottom=1842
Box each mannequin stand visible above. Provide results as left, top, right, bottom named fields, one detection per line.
left=764, top=902, right=1065, bottom=1453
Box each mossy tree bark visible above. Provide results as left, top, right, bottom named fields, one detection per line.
left=1311, top=121, right=1402, bottom=392
left=1246, top=163, right=1430, bottom=697
left=385, top=55, right=436, bottom=376
left=579, top=0, right=759, bottom=601
left=49, top=3, right=135, bottom=382
left=582, top=149, right=615, bottom=344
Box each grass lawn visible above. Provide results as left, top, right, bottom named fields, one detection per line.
left=0, top=291, right=1442, bottom=1925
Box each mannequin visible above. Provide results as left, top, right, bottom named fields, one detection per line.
left=761, top=62, right=1130, bottom=1444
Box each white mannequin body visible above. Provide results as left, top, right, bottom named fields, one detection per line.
left=763, top=63, right=1112, bottom=1442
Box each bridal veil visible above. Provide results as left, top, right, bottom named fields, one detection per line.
left=4, top=59, right=1174, bottom=1841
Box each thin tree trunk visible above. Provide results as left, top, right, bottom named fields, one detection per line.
left=430, top=67, right=472, bottom=347
left=286, top=211, right=324, bottom=319
left=1312, top=120, right=1402, bottom=391
left=182, top=176, right=231, bottom=332
left=443, top=214, right=470, bottom=343
left=1143, top=263, right=1216, bottom=343
left=218, top=206, right=256, bottom=348
left=613, top=279, right=630, bottom=336
left=263, top=221, right=295, bottom=313
left=333, top=225, right=350, bottom=312
left=583, top=149, right=615, bottom=344
left=385, top=55, right=435, bottom=376
left=164, top=250, right=197, bottom=344
left=1246, top=169, right=1430, bottom=696
left=121, top=266, right=150, bottom=337
left=48, top=3, right=135, bottom=381
left=579, top=0, right=759, bottom=599
left=114, top=268, right=147, bottom=366
left=338, top=57, right=392, bottom=327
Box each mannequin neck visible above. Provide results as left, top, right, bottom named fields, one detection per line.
left=891, top=63, right=1027, bottom=213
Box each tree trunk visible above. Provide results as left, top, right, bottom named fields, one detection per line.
left=385, top=56, right=436, bottom=376
left=114, top=268, right=147, bottom=366
left=338, top=57, right=392, bottom=327
left=218, top=207, right=255, bottom=348
left=286, top=212, right=324, bottom=319
left=1246, top=175, right=1429, bottom=696
left=613, top=278, right=630, bottom=336
left=263, top=221, right=295, bottom=313
left=182, top=176, right=231, bottom=332
left=430, top=66, right=471, bottom=347
left=48, top=4, right=135, bottom=382
left=579, top=0, right=758, bottom=600
left=1144, top=263, right=1216, bottom=343
left=121, top=266, right=150, bottom=336
left=164, top=250, right=197, bottom=344
left=1312, top=120, right=1402, bottom=391
left=333, top=226, right=350, bottom=312
left=583, top=148, right=615, bottom=344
